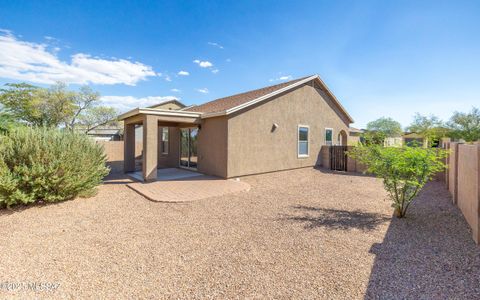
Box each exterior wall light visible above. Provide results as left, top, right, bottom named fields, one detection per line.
left=271, top=123, right=279, bottom=132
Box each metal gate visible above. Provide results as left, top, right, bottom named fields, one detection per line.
left=330, top=145, right=348, bottom=171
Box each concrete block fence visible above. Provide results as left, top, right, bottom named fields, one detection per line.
left=444, top=142, right=480, bottom=243
left=97, top=141, right=143, bottom=173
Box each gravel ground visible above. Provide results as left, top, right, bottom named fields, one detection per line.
left=0, top=168, right=479, bottom=299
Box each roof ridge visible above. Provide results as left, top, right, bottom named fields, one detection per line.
left=186, top=75, right=314, bottom=114
left=215, top=75, right=313, bottom=100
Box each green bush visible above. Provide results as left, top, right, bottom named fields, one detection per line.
left=0, top=127, right=109, bottom=208
left=348, top=145, right=447, bottom=218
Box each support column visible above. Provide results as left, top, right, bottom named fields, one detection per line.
left=124, top=123, right=136, bottom=173
left=142, top=115, right=158, bottom=182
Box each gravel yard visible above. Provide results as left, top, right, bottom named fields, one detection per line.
left=1, top=168, right=479, bottom=299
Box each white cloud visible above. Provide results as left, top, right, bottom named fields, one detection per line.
left=269, top=75, right=292, bottom=82
left=44, top=36, right=58, bottom=42
left=207, top=42, right=224, bottom=49
left=193, top=59, right=213, bottom=68
left=177, top=70, right=189, bottom=76
left=0, top=32, right=156, bottom=85
left=0, top=29, right=12, bottom=35
left=171, top=88, right=181, bottom=92
left=196, top=88, right=209, bottom=94
left=164, top=75, right=172, bottom=82
left=211, top=69, right=219, bottom=74
left=101, top=95, right=178, bottom=112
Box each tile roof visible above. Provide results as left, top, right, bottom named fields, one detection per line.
left=186, top=76, right=312, bottom=114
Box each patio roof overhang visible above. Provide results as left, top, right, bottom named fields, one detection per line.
left=118, top=108, right=202, bottom=125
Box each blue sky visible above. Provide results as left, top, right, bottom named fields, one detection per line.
left=0, top=0, right=479, bottom=128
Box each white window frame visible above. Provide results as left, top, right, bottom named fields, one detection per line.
left=325, top=128, right=333, bottom=145
left=297, top=125, right=310, bottom=158
left=161, top=127, right=169, bottom=155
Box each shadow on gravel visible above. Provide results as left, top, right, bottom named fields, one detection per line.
left=365, top=181, right=480, bottom=299
left=284, top=205, right=390, bottom=231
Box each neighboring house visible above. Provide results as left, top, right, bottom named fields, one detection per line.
left=384, top=136, right=403, bottom=147
left=85, top=126, right=123, bottom=141
left=118, top=75, right=354, bottom=181
left=348, top=127, right=364, bottom=145
left=402, top=133, right=452, bottom=148
left=402, top=132, right=426, bottom=147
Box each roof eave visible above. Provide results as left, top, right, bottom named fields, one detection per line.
left=117, top=108, right=141, bottom=120
left=146, top=99, right=186, bottom=109
left=118, top=108, right=202, bottom=121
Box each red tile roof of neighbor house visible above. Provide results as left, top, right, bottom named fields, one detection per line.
left=186, top=76, right=312, bottom=114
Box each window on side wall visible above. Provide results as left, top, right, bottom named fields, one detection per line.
left=161, top=127, right=169, bottom=155
left=325, top=128, right=333, bottom=145
left=298, top=125, right=309, bottom=158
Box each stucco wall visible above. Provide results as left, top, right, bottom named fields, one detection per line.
left=97, top=141, right=142, bottom=173
left=348, top=133, right=362, bottom=146
left=226, top=82, right=350, bottom=177
left=197, top=116, right=228, bottom=177
left=456, top=144, right=480, bottom=243
left=445, top=142, right=480, bottom=243
left=150, top=102, right=184, bottom=110
left=157, top=127, right=180, bottom=168
left=448, top=143, right=458, bottom=201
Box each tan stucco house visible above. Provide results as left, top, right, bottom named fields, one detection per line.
left=118, top=75, right=354, bottom=181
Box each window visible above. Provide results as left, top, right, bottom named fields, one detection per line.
left=325, top=128, right=333, bottom=145
left=298, top=125, right=309, bottom=157
left=161, top=127, right=169, bottom=155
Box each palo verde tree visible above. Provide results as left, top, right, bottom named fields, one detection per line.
left=447, top=107, right=480, bottom=142
left=0, top=82, right=118, bottom=130
left=77, top=106, right=119, bottom=133
left=348, top=145, right=447, bottom=218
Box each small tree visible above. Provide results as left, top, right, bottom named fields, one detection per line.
left=447, top=107, right=480, bottom=142
left=364, top=117, right=403, bottom=146
left=406, top=113, right=449, bottom=147
left=349, top=145, right=447, bottom=218
left=366, top=117, right=403, bottom=137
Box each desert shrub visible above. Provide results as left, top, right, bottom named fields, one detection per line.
left=348, top=145, right=447, bottom=218
left=0, top=127, right=109, bottom=208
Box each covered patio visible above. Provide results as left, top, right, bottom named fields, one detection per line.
left=119, top=108, right=203, bottom=182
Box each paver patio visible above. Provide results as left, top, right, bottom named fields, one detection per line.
left=0, top=168, right=479, bottom=299
left=127, top=173, right=250, bottom=202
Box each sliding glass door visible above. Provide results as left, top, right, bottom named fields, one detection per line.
left=180, top=127, right=198, bottom=169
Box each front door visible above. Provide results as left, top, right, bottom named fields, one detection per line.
left=180, top=127, right=198, bottom=170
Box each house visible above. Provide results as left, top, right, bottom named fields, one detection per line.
left=384, top=136, right=403, bottom=147
left=84, top=126, right=123, bottom=141
left=148, top=99, right=186, bottom=110
left=134, top=99, right=186, bottom=141
left=118, top=75, right=354, bottom=181
left=348, top=127, right=364, bottom=145
left=402, top=132, right=426, bottom=147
